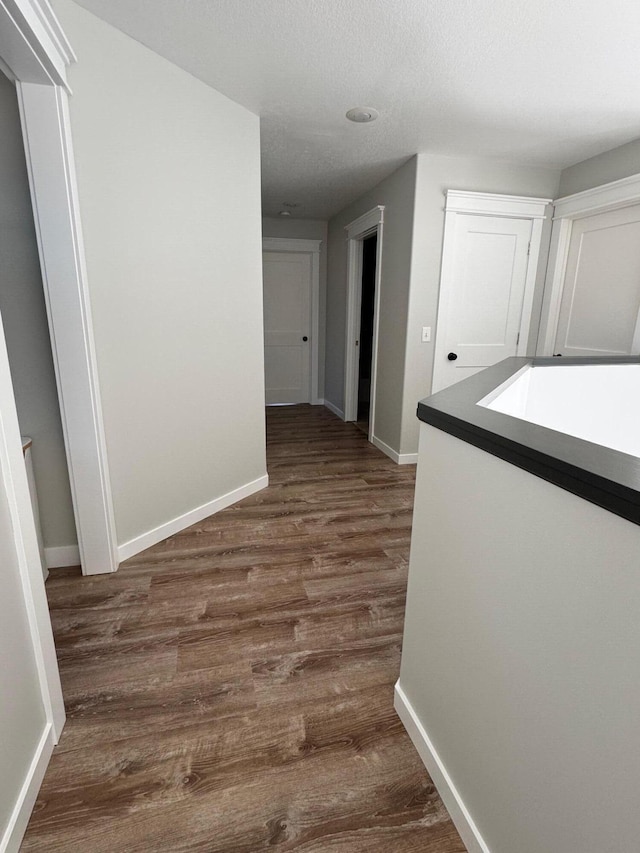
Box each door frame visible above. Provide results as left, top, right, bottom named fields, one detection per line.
left=432, top=190, right=551, bottom=393
left=262, top=237, right=322, bottom=404
left=2, top=0, right=119, bottom=576
left=538, top=173, right=640, bottom=355
left=0, top=308, right=65, bottom=851
left=0, top=5, right=71, bottom=840
left=344, top=205, right=384, bottom=438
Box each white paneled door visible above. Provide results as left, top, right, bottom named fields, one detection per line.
left=433, top=213, right=535, bottom=391
left=263, top=251, right=312, bottom=404
left=554, top=205, right=640, bottom=356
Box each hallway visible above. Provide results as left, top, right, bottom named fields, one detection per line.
left=21, top=406, right=465, bottom=852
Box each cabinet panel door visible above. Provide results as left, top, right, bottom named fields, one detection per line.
left=555, top=205, right=640, bottom=357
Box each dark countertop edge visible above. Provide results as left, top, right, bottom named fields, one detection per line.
left=417, top=357, right=640, bottom=527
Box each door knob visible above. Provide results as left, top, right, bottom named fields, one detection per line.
left=302, top=336, right=308, bottom=342
left=447, top=352, right=458, bottom=361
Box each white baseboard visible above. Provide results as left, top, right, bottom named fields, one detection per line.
left=45, top=544, right=80, bottom=568
left=371, top=434, right=400, bottom=462
left=267, top=399, right=325, bottom=406
left=323, top=399, right=345, bottom=420
left=394, top=683, right=491, bottom=853
left=1, top=723, right=54, bottom=853
left=117, top=474, right=269, bottom=563
left=370, top=434, right=417, bottom=465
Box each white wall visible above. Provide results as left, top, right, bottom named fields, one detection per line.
left=326, top=157, right=417, bottom=451
left=559, top=137, right=640, bottom=197
left=262, top=217, right=328, bottom=399
left=53, top=0, right=267, bottom=551
left=401, top=153, right=560, bottom=454
left=326, top=154, right=559, bottom=458
left=0, top=72, right=77, bottom=551
left=399, top=422, right=640, bottom=853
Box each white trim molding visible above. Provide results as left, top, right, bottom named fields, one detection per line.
left=345, top=204, right=385, bottom=239
left=118, top=474, right=269, bottom=563
left=539, top=171, right=640, bottom=356
left=0, top=309, right=65, bottom=737
left=18, top=82, right=119, bottom=576
left=0, top=723, right=54, bottom=853
left=45, top=544, right=80, bottom=569
left=0, top=306, right=64, bottom=852
left=344, top=205, right=385, bottom=438
left=445, top=190, right=552, bottom=219
left=323, top=399, right=345, bottom=420
left=262, top=237, right=322, bottom=405
left=394, top=683, right=492, bottom=853
left=370, top=435, right=417, bottom=465
left=0, top=0, right=75, bottom=89
left=553, top=173, right=640, bottom=220
left=1, top=0, right=119, bottom=576
left=398, top=452, right=419, bottom=465
left=538, top=218, right=573, bottom=356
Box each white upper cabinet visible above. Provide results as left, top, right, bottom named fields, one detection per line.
left=554, top=204, right=640, bottom=356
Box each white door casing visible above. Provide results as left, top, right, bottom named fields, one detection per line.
left=433, top=191, right=551, bottom=393
left=2, top=0, right=118, bottom=576
left=344, top=205, right=384, bottom=437
left=540, top=175, right=640, bottom=356
left=0, top=305, right=65, bottom=852
left=0, top=4, right=73, bottom=847
left=262, top=238, right=321, bottom=405
left=18, top=83, right=119, bottom=576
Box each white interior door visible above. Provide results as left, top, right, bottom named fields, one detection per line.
left=433, top=214, right=533, bottom=391
left=555, top=205, right=640, bottom=356
left=263, top=251, right=311, bottom=404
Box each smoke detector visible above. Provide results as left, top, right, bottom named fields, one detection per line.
left=346, top=107, right=379, bottom=123
left=279, top=202, right=299, bottom=217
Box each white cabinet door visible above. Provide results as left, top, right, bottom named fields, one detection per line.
left=554, top=205, right=640, bottom=356
left=433, top=214, right=534, bottom=392
left=263, top=251, right=311, bottom=404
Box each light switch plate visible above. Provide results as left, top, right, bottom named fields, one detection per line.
left=422, top=326, right=431, bottom=343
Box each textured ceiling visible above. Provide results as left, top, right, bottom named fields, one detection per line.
left=70, top=0, right=640, bottom=219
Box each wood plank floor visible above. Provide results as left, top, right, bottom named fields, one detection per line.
left=21, top=405, right=466, bottom=853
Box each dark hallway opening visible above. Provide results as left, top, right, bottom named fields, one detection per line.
left=357, top=233, right=377, bottom=431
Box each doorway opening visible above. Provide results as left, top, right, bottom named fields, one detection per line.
left=344, top=204, right=384, bottom=438
left=356, top=233, right=377, bottom=433
left=0, top=7, right=120, bottom=577
left=0, top=73, right=78, bottom=580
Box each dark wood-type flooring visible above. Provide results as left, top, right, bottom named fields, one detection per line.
left=21, top=405, right=465, bottom=853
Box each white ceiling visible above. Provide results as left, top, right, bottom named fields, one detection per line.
left=71, top=0, right=640, bottom=220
